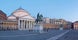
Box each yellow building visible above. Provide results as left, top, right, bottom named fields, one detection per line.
left=1, top=20, right=18, bottom=30
left=43, top=19, right=71, bottom=29
left=74, top=21, right=78, bottom=30
left=43, top=23, right=59, bottom=29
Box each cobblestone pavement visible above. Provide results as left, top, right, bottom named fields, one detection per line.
left=0, top=30, right=68, bottom=40
left=57, top=30, right=78, bottom=40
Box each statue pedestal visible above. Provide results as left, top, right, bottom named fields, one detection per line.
left=33, top=24, right=43, bottom=33
left=59, top=24, right=63, bottom=30
left=59, top=27, right=63, bottom=30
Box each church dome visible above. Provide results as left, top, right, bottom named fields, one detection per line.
left=12, top=7, right=29, bottom=18
left=8, top=7, right=35, bottom=20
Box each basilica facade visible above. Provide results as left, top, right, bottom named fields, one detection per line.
left=7, top=8, right=35, bottom=30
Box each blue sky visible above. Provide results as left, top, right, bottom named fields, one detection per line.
left=0, top=0, right=78, bottom=22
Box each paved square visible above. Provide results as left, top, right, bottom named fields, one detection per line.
left=0, top=30, right=69, bottom=40
left=57, top=30, right=78, bottom=40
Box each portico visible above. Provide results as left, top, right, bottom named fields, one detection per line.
left=18, top=18, right=34, bottom=30
left=7, top=7, right=35, bottom=30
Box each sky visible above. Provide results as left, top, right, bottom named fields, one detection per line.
left=0, top=0, right=78, bottom=22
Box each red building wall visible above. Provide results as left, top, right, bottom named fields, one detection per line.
left=0, top=10, right=7, bottom=20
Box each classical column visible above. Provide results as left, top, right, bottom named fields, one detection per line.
left=28, top=21, right=30, bottom=30
left=20, top=20, right=21, bottom=30
left=29, top=21, right=30, bottom=30
left=31, top=21, right=33, bottom=29
left=24, top=20, right=25, bottom=29
left=22, top=20, right=23, bottom=30
left=23, top=20, right=24, bottom=30
left=18, top=19, right=20, bottom=30
left=26, top=20, right=28, bottom=29
left=30, top=21, right=33, bottom=30
left=30, top=21, right=31, bottom=29
left=24, top=20, right=26, bottom=29
left=30, top=21, right=32, bottom=30
left=25, top=20, right=26, bottom=29
left=28, top=21, right=29, bottom=30
left=20, top=20, right=23, bottom=30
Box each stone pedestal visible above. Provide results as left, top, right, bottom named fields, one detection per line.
left=59, top=27, right=63, bottom=30
left=33, top=24, right=43, bottom=33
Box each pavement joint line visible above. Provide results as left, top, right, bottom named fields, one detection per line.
left=0, top=34, right=37, bottom=37
left=46, top=30, right=70, bottom=40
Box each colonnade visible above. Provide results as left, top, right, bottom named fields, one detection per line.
left=18, top=19, right=34, bottom=30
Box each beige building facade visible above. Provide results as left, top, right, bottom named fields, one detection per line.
left=73, top=21, right=78, bottom=30
left=7, top=8, right=35, bottom=30
left=43, top=18, right=71, bottom=29
left=1, top=20, right=17, bottom=30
